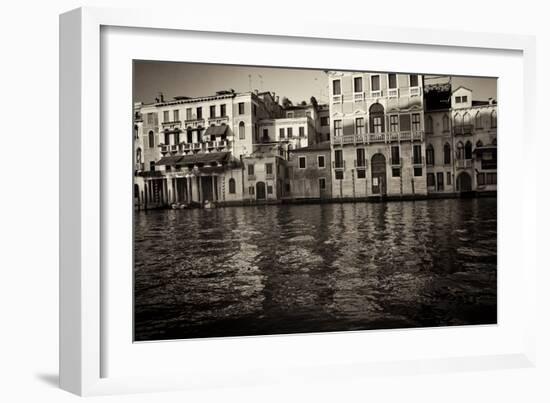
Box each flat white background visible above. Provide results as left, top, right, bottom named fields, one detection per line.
left=1, top=0, right=548, bottom=402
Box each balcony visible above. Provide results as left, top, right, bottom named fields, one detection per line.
left=184, top=117, right=205, bottom=127
left=353, top=92, right=365, bottom=102
left=192, top=143, right=202, bottom=151
left=161, top=120, right=182, bottom=130
left=248, top=175, right=256, bottom=181
left=160, top=144, right=170, bottom=153
left=332, top=94, right=343, bottom=104
left=354, top=159, right=367, bottom=168
left=388, top=88, right=398, bottom=98
left=368, top=133, right=385, bottom=143
left=206, top=141, right=216, bottom=149
left=453, top=125, right=474, bottom=136
left=170, top=145, right=178, bottom=153
left=182, top=143, right=192, bottom=152
left=207, top=116, right=230, bottom=125
left=370, top=90, right=382, bottom=98
left=216, top=140, right=229, bottom=148
left=332, top=130, right=425, bottom=145
left=456, top=159, right=473, bottom=169
left=409, top=87, right=421, bottom=97
left=266, top=173, right=274, bottom=180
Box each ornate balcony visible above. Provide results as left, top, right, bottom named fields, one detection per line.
left=409, top=87, right=421, bottom=97
left=388, top=88, right=399, bottom=98
left=331, top=130, right=424, bottom=146
left=453, top=125, right=474, bottom=136
left=161, top=120, right=182, bottom=130
left=457, top=159, right=473, bottom=169
left=207, top=116, right=230, bottom=125
left=332, top=161, right=346, bottom=169
left=354, top=159, right=367, bottom=168
left=184, top=118, right=205, bottom=128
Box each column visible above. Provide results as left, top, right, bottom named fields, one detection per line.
left=211, top=176, right=216, bottom=202
left=198, top=176, right=202, bottom=203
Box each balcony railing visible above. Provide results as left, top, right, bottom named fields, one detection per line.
left=353, top=92, right=365, bottom=102
left=409, top=87, right=421, bottom=97
left=370, top=90, right=382, bottom=98
left=170, top=145, right=178, bottom=152
left=216, top=140, right=228, bottom=148
left=332, top=94, right=343, bottom=104
left=161, top=120, right=182, bottom=129
left=354, top=159, right=367, bottom=168
left=207, top=116, right=230, bottom=125
left=453, top=125, right=474, bottom=135
left=266, top=173, right=274, bottom=180
left=457, top=159, right=473, bottom=169
left=332, top=130, right=424, bottom=145
left=160, top=144, right=169, bottom=153
left=182, top=143, right=192, bottom=151
left=388, top=88, right=398, bottom=98
left=184, top=118, right=205, bottom=127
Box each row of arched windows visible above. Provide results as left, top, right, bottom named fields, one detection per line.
left=426, top=110, right=497, bottom=133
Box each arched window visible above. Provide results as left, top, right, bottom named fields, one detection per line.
left=426, top=144, right=434, bottom=166
left=454, top=113, right=462, bottom=127
left=444, top=142, right=451, bottom=165
left=442, top=114, right=450, bottom=132
left=463, top=112, right=471, bottom=126
left=456, top=141, right=464, bottom=160
left=465, top=141, right=472, bottom=160
left=228, top=178, right=236, bottom=194
left=491, top=110, right=497, bottom=128
left=426, top=116, right=433, bottom=133
left=369, top=103, right=385, bottom=133
left=148, top=131, right=155, bottom=148
left=238, top=121, right=245, bottom=140
left=136, top=147, right=142, bottom=164
left=475, top=111, right=483, bottom=128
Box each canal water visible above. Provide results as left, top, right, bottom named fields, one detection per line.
left=134, top=198, right=497, bottom=341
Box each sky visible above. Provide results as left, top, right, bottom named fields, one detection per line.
left=133, top=61, right=497, bottom=105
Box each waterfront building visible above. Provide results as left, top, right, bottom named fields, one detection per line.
left=288, top=142, right=332, bottom=200
left=327, top=71, right=427, bottom=199
left=424, top=83, right=497, bottom=195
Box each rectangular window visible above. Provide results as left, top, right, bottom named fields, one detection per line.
left=334, top=120, right=342, bottom=136
left=437, top=172, right=444, bottom=191
left=391, top=146, right=400, bottom=165
left=400, top=114, right=411, bottom=131
left=196, top=107, right=202, bottom=119
left=173, top=109, right=179, bottom=121
left=319, top=178, right=326, bottom=190
left=354, top=76, right=363, bottom=92
left=357, top=169, right=366, bottom=179
left=477, top=173, right=486, bottom=186
left=279, top=128, right=285, bottom=138
left=427, top=173, right=435, bottom=187
left=248, top=164, right=254, bottom=176
left=392, top=168, right=400, bottom=177
left=373, top=117, right=382, bottom=133
left=287, top=112, right=294, bottom=118
left=265, top=163, right=273, bottom=175
left=334, top=150, right=343, bottom=169
left=356, top=148, right=366, bottom=167
left=320, top=116, right=329, bottom=126
left=163, top=111, right=169, bottom=122
left=447, top=172, right=452, bottom=185
left=332, top=79, right=341, bottom=95
left=287, top=127, right=293, bottom=137
left=186, top=108, right=192, bottom=120
left=238, top=102, right=245, bottom=115
left=210, top=105, right=216, bottom=118
left=299, top=127, right=305, bottom=137
left=149, top=161, right=155, bottom=172
left=390, top=115, right=399, bottom=132
left=263, top=129, right=269, bottom=139
left=335, top=170, right=344, bottom=180
left=461, top=96, right=468, bottom=103
left=249, top=186, right=255, bottom=195
left=371, top=75, right=380, bottom=91
left=253, top=104, right=257, bottom=116
left=409, top=74, right=419, bottom=87
left=267, top=185, right=273, bottom=194
left=388, top=73, right=397, bottom=89
left=487, top=172, right=497, bottom=185
left=318, top=155, right=325, bottom=168
left=147, top=113, right=155, bottom=124
left=299, top=156, right=306, bottom=169
left=355, top=117, right=365, bottom=135
left=220, top=104, right=226, bottom=117
left=413, top=145, right=422, bottom=164
left=414, top=167, right=423, bottom=177
left=412, top=113, right=421, bottom=131
left=455, top=96, right=462, bottom=103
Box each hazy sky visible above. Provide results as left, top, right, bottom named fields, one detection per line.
left=133, top=61, right=497, bottom=105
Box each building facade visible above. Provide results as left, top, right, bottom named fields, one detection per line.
left=288, top=142, right=332, bottom=200
left=328, top=71, right=428, bottom=199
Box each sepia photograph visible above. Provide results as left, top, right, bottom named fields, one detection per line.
left=133, top=62, right=497, bottom=342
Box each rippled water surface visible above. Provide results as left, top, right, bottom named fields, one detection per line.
left=134, top=198, right=497, bottom=341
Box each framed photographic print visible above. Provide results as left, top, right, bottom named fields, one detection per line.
left=60, top=6, right=537, bottom=396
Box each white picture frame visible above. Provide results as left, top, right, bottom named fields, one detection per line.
left=60, top=6, right=537, bottom=396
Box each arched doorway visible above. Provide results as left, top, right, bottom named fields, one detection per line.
left=256, top=182, right=266, bottom=200
left=456, top=172, right=472, bottom=192
left=371, top=153, right=387, bottom=195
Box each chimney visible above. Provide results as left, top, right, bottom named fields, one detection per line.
left=158, top=92, right=165, bottom=102
left=275, top=95, right=280, bottom=104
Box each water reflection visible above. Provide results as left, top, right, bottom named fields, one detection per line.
left=134, top=198, right=497, bottom=341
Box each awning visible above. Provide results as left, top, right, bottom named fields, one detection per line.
left=179, top=152, right=231, bottom=166
left=156, top=155, right=184, bottom=165
left=204, top=125, right=228, bottom=137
